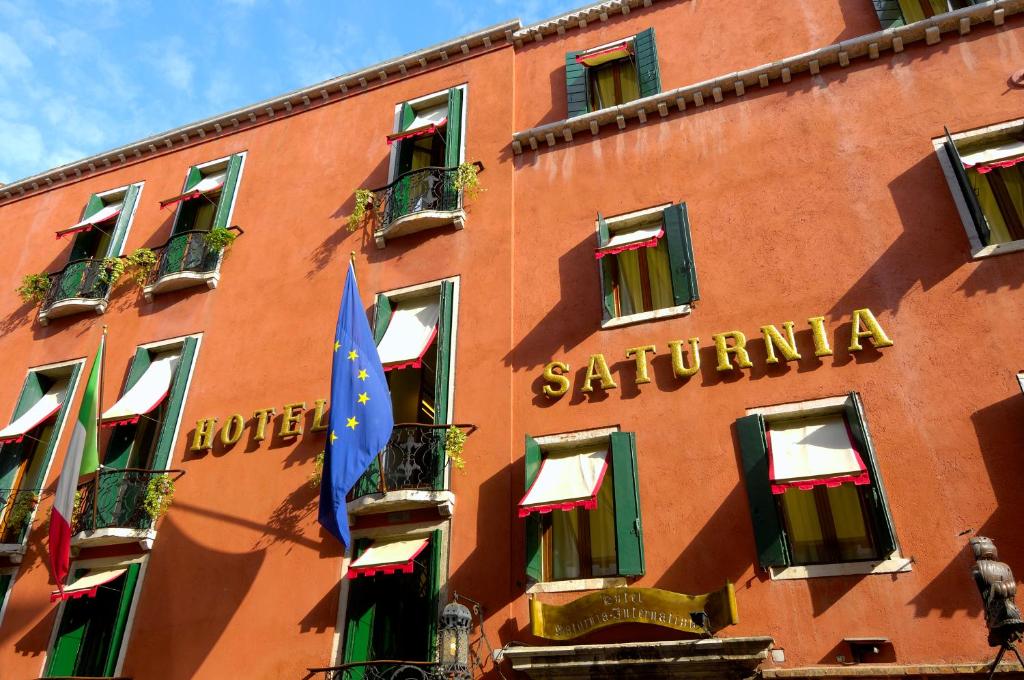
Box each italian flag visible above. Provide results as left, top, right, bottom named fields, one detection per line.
left=49, top=336, right=103, bottom=591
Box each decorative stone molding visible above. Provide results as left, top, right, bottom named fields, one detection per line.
left=763, top=663, right=1024, bottom=677
left=512, top=0, right=662, bottom=46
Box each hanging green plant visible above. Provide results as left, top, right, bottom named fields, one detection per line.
left=309, top=451, right=325, bottom=488
left=16, top=273, right=51, bottom=304
left=203, top=226, right=237, bottom=253
left=445, top=425, right=468, bottom=471
left=5, top=492, right=39, bottom=536
left=124, top=247, right=158, bottom=285
left=69, top=489, right=84, bottom=529
left=347, top=189, right=374, bottom=232
left=144, top=474, right=176, bottom=522
left=453, top=162, right=482, bottom=199
left=98, top=256, right=126, bottom=285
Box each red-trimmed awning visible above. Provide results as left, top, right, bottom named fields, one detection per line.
left=159, top=172, right=226, bottom=209
left=576, top=39, right=634, bottom=67
left=386, top=104, right=447, bottom=146
left=0, top=379, right=68, bottom=445
left=346, top=537, right=429, bottom=579
left=961, top=140, right=1024, bottom=175
left=101, top=354, right=178, bottom=428
left=56, top=202, right=123, bottom=240
left=767, top=414, right=870, bottom=495
left=376, top=299, right=440, bottom=372
left=518, top=446, right=609, bottom=518
left=51, top=566, right=126, bottom=602
left=595, top=224, right=664, bottom=259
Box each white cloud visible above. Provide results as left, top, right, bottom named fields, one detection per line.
left=0, top=32, right=31, bottom=75
left=147, top=38, right=195, bottom=93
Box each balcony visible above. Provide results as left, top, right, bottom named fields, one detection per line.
left=369, top=166, right=465, bottom=248
left=305, top=662, right=439, bottom=680
left=142, top=227, right=241, bottom=300
left=38, top=258, right=111, bottom=325
left=0, top=487, right=41, bottom=562
left=72, top=467, right=184, bottom=550
left=346, top=423, right=474, bottom=517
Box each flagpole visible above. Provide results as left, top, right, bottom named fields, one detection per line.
left=92, top=324, right=107, bottom=533
left=349, top=251, right=357, bottom=280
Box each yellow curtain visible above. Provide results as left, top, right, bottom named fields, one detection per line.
left=929, top=0, right=949, bottom=14
left=898, top=0, right=926, bottom=22
left=645, top=241, right=674, bottom=310
left=620, top=61, right=640, bottom=103
left=780, top=489, right=826, bottom=564
left=970, top=171, right=1012, bottom=244
left=615, top=250, right=644, bottom=315
left=194, top=200, right=218, bottom=232
left=551, top=510, right=581, bottom=580
left=592, top=67, right=617, bottom=110
left=589, top=477, right=617, bottom=577
left=997, top=166, right=1024, bottom=226
left=826, top=484, right=874, bottom=561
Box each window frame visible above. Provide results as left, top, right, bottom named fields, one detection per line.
left=387, top=84, right=468, bottom=185
left=168, top=153, right=247, bottom=238
left=0, top=567, right=14, bottom=627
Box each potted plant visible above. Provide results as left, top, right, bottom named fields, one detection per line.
left=144, top=474, right=176, bottom=522
left=16, top=273, right=51, bottom=304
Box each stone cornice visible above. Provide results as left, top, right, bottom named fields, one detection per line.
left=511, top=0, right=1023, bottom=155
left=511, top=0, right=661, bottom=46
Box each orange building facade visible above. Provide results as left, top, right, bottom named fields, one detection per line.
left=1, top=1, right=1024, bottom=678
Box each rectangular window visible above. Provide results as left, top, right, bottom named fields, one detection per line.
left=0, top=360, right=83, bottom=546
left=737, top=393, right=901, bottom=575
left=597, top=203, right=698, bottom=325
left=565, top=28, right=660, bottom=118
left=874, top=0, right=980, bottom=27
left=523, top=431, right=643, bottom=585
left=0, top=570, right=13, bottom=625
left=45, top=560, right=142, bottom=677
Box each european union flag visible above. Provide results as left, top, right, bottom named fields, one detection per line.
left=318, top=263, right=394, bottom=547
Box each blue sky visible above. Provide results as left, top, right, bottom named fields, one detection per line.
left=0, top=0, right=585, bottom=184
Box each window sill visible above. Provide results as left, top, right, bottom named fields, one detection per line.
left=143, top=269, right=220, bottom=301
left=769, top=553, right=912, bottom=580
left=374, top=208, right=466, bottom=249
left=347, top=489, right=455, bottom=517
left=971, top=239, right=1024, bottom=260
left=72, top=527, right=157, bottom=552
left=601, top=304, right=691, bottom=330
left=0, top=542, right=26, bottom=564
left=38, top=296, right=108, bottom=326
left=526, top=576, right=626, bottom=594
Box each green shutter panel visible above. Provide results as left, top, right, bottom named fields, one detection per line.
left=524, top=435, right=543, bottom=583
left=343, top=539, right=376, bottom=670
left=634, top=28, right=662, bottom=98
left=101, top=562, right=140, bottom=676
left=873, top=0, right=906, bottom=28
left=213, top=155, right=244, bottom=230
left=432, top=281, right=456, bottom=488
left=29, top=362, right=83, bottom=490
left=425, top=529, right=443, bottom=659
left=445, top=88, right=463, bottom=169
left=596, top=213, right=616, bottom=321
left=736, top=414, right=790, bottom=569
left=106, top=183, right=140, bottom=257
left=0, top=371, right=47, bottom=488
left=565, top=51, right=589, bottom=118
left=373, top=294, right=393, bottom=344
left=399, top=102, right=416, bottom=131
left=69, top=194, right=107, bottom=262
left=46, top=597, right=89, bottom=675
left=944, top=127, right=990, bottom=246
left=151, top=337, right=199, bottom=470
left=171, top=167, right=205, bottom=236
left=610, top=432, right=645, bottom=577
left=103, top=348, right=154, bottom=471
left=663, top=203, right=699, bottom=305
left=844, top=392, right=899, bottom=557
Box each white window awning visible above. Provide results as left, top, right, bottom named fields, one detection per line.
left=518, top=445, right=610, bottom=518
left=50, top=565, right=127, bottom=602
left=0, top=379, right=69, bottom=444
left=595, top=224, right=664, bottom=259
left=576, top=38, right=634, bottom=67
left=386, top=104, right=448, bottom=145
left=767, top=414, right=870, bottom=495
left=376, top=299, right=440, bottom=371
left=960, top=140, right=1024, bottom=174
left=159, top=171, right=227, bottom=209
left=101, top=354, right=178, bottom=428
left=56, top=202, right=124, bottom=240
left=346, top=537, right=430, bottom=579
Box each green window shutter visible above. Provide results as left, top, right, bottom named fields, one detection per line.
left=736, top=414, right=790, bottom=569
left=399, top=102, right=416, bottom=131
left=610, top=432, right=644, bottom=577
left=873, top=0, right=906, bottom=28
left=432, top=281, right=456, bottom=426
left=106, top=183, right=141, bottom=257
left=0, top=371, right=46, bottom=489
left=634, top=28, right=662, bottom=99
left=596, top=213, right=616, bottom=321
left=343, top=539, right=376, bottom=667
left=213, top=155, right=244, bottom=230
left=944, top=127, right=990, bottom=246
left=151, top=337, right=199, bottom=470
left=373, top=294, right=393, bottom=344
left=445, top=88, right=463, bottom=169
left=101, top=562, right=140, bottom=677
left=69, top=194, right=107, bottom=262
left=171, top=167, right=205, bottom=236
left=662, top=203, right=699, bottom=305
left=425, top=529, right=443, bottom=660
left=103, top=348, right=154, bottom=471
left=844, top=392, right=899, bottom=557
left=524, top=435, right=543, bottom=583
left=46, top=595, right=88, bottom=676
left=565, top=51, right=589, bottom=118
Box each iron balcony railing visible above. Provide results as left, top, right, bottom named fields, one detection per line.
left=147, top=226, right=243, bottom=285
left=72, top=467, right=185, bottom=535
left=347, top=423, right=474, bottom=502
left=305, top=661, right=439, bottom=680
left=369, top=166, right=462, bottom=230
left=39, top=676, right=132, bottom=680
left=40, top=258, right=111, bottom=312
left=0, top=487, right=42, bottom=544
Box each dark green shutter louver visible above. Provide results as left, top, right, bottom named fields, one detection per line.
left=171, top=167, right=205, bottom=237
left=433, top=281, right=456, bottom=489
left=634, top=28, right=661, bottom=98
left=373, top=294, right=393, bottom=344
left=213, top=155, right=244, bottom=230
left=524, top=435, right=543, bottom=583
left=399, top=102, right=416, bottom=131
left=69, top=194, right=107, bottom=261
left=102, top=563, right=141, bottom=676
left=663, top=203, right=699, bottom=305
left=596, top=212, right=616, bottom=321
left=0, top=371, right=48, bottom=489
left=425, top=529, right=443, bottom=658
left=844, top=392, right=899, bottom=558
left=565, top=51, right=589, bottom=118
left=151, top=336, right=199, bottom=470
left=873, top=0, right=906, bottom=28
left=343, top=538, right=376, bottom=665
left=445, top=88, right=463, bottom=170
left=107, top=183, right=140, bottom=257
left=610, top=431, right=645, bottom=577
left=944, top=126, right=990, bottom=246
left=736, top=414, right=790, bottom=569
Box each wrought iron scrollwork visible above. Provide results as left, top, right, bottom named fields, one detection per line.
left=348, top=425, right=451, bottom=501
left=40, top=258, right=110, bottom=311
left=73, top=468, right=184, bottom=534
left=150, top=229, right=222, bottom=282
left=305, top=661, right=439, bottom=680
left=370, top=166, right=461, bottom=229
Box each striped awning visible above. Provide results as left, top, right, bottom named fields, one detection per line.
left=0, top=379, right=68, bottom=444
left=376, top=299, right=440, bottom=371
left=595, top=224, right=664, bottom=259
left=159, top=172, right=226, bottom=208
left=386, top=104, right=447, bottom=145
left=576, top=39, right=634, bottom=67
left=101, top=354, right=178, bottom=427
left=961, top=140, right=1024, bottom=174
left=767, top=415, right=870, bottom=494
left=51, top=566, right=127, bottom=602
left=56, top=202, right=123, bottom=240
left=518, top=445, right=609, bottom=517
left=347, top=537, right=430, bottom=578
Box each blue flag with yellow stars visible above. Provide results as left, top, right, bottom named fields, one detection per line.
left=318, top=263, right=394, bottom=547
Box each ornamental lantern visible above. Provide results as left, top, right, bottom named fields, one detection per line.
left=438, top=601, right=472, bottom=680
